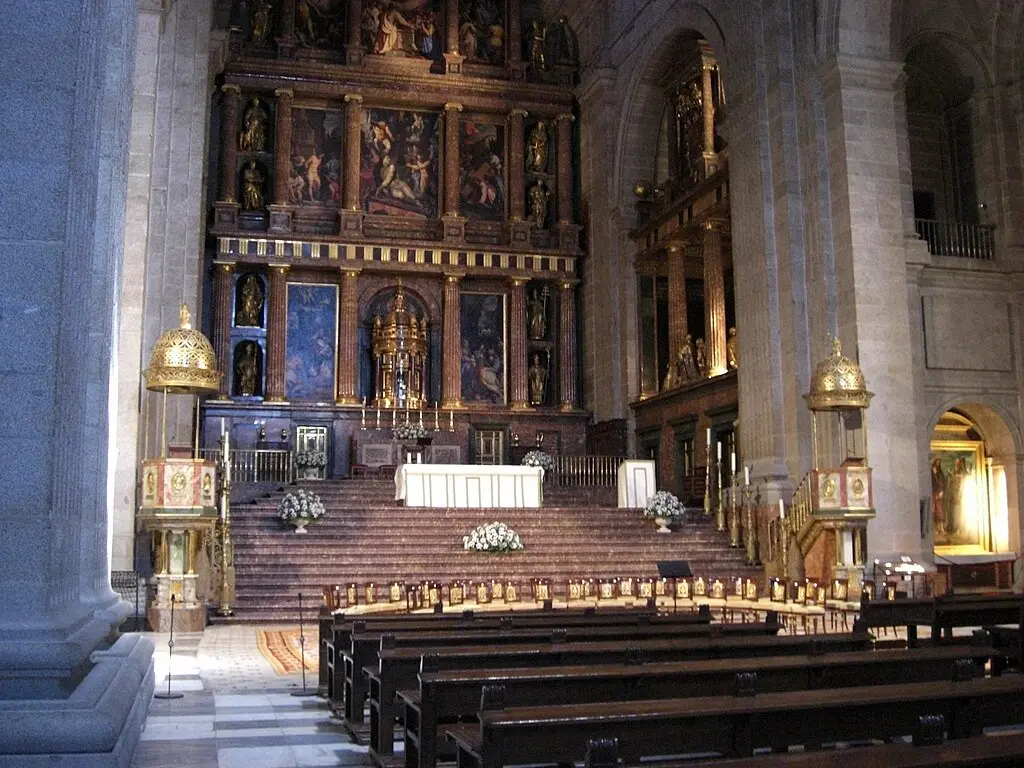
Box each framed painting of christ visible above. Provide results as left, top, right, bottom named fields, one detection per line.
left=285, top=283, right=338, bottom=402
left=460, top=292, right=505, bottom=405
left=360, top=107, right=440, bottom=219
left=290, top=107, right=343, bottom=206
left=930, top=440, right=988, bottom=550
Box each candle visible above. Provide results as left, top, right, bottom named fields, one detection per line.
left=376, top=407, right=381, bottom=428
left=418, top=408, right=423, bottom=427
left=449, top=408, right=454, bottom=431
left=730, top=451, right=736, bottom=474
left=434, top=403, right=440, bottom=430
left=716, top=441, right=722, bottom=461
left=744, top=465, right=750, bottom=486
left=220, top=417, right=225, bottom=436
left=778, top=498, right=785, bottom=520
left=706, top=427, right=711, bottom=447
left=392, top=408, right=396, bottom=424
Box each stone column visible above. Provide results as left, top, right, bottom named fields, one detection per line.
left=214, top=84, right=242, bottom=229
left=265, top=264, right=290, bottom=401
left=336, top=268, right=361, bottom=404
left=666, top=241, right=688, bottom=362
left=443, top=0, right=464, bottom=73
left=667, top=91, right=680, bottom=183
left=558, top=280, right=578, bottom=410
left=701, top=63, right=716, bottom=155
left=341, top=94, right=363, bottom=234
left=509, top=278, right=529, bottom=409
left=442, top=102, right=465, bottom=242
left=213, top=261, right=236, bottom=398
left=277, top=0, right=297, bottom=55
left=505, top=0, right=523, bottom=79
left=508, top=109, right=529, bottom=244
left=346, top=0, right=364, bottom=64
left=555, top=113, right=574, bottom=225
left=702, top=221, right=727, bottom=377
left=268, top=88, right=294, bottom=233
left=441, top=273, right=463, bottom=408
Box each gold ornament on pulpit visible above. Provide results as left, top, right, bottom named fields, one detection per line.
left=371, top=285, right=428, bottom=409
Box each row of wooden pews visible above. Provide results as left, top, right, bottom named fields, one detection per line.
left=317, top=591, right=1024, bottom=768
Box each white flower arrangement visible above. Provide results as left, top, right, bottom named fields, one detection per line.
left=393, top=422, right=431, bottom=441
left=521, top=450, right=555, bottom=473
left=643, top=490, right=686, bottom=518
left=295, top=450, right=327, bottom=468
left=462, top=521, right=525, bottom=553
left=277, top=489, right=326, bottom=522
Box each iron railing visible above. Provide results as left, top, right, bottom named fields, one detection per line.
left=915, top=218, right=995, bottom=260
left=552, top=455, right=627, bottom=487
left=199, top=448, right=294, bottom=484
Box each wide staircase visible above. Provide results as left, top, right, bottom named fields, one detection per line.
left=219, top=476, right=758, bottom=622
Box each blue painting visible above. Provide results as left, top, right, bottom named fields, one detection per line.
left=460, top=293, right=505, bottom=404
left=286, top=284, right=337, bottom=401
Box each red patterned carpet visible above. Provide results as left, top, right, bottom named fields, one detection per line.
left=256, top=628, right=318, bottom=675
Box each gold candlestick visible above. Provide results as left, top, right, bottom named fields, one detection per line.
left=217, top=433, right=234, bottom=616
left=743, top=484, right=759, bottom=565
left=715, top=458, right=726, bottom=532
left=703, top=444, right=713, bottom=518
left=728, top=476, right=741, bottom=547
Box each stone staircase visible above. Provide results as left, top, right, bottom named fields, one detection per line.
left=217, top=476, right=758, bottom=623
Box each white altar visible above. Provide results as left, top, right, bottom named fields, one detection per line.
left=396, top=464, right=544, bottom=508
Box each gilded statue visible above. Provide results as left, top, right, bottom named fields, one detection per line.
left=695, top=337, right=707, bottom=377
left=528, top=353, right=548, bottom=405
left=236, top=274, right=264, bottom=327
left=528, top=286, right=547, bottom=340
left=239, top=98, right=268, bottom=152
left=235, top=342, right=259, bottom=397
left=250, top=0, right=274, bottom=45
left=242, top=160, right=264, bottom=210
left=528, top=20, right=546, bottom=73
left=726, top=326, right=738, bottom=370
left=526, top=120, right=548, bottom=173
left=679, top=334, right=698, bottom=381
left=527, top=180, right=549, bottom=228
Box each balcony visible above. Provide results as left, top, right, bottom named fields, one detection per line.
left=915, top=218, right=995, bottom=260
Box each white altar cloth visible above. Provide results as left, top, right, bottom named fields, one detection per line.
left=395, top=464, right=544, bottom=508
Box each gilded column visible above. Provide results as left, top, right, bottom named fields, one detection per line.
left=265, top=264, right=290, bottom=401
left=666, top=241, right=688, bottom=362
left=558, top=280, right=578, bottom=410
left=441, top=273, right=463, bottom=408
left=346, top=0, right=363, bottom=64
left=213, top=261, right=236, bottom=399
left=341, top=94, right=363, bottom=233
left=272, top=89, right=293, bottom=204
left=508, top=278, right=529, bottom=409
left=702, top=221, right=727, bottom=376
left=508, top=109, right=527, bottom=221
left=219, top=85, right=241, bottom=203
left=554, top=113, right=574, bottom=225
left=336, top=268, right=361, bottom=404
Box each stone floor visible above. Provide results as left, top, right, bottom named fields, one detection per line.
left=131, top=625, right=373, bottom=768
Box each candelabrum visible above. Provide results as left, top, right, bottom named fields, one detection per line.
left=703, top=445, right=713, bottom=518
left=217, top=436, right=234, bottom=617
left=728, top=474, right=741, bottom=547
left=715, top=458, right=726, bottom=533
left=778, top=512, right=790, bottom=584
left=743, top=484, right=760, bottom=566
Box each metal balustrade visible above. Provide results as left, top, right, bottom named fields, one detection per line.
left=552, top=455, right=627, bottom=487
left=915, top=218, right=995, bottom=260
left=198, top=448, right=294, bottom=484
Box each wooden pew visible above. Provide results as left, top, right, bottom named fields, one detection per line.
left=931, top=593, right=1023, bottom=641
left=402, top=644, right=997, bottom=768
left=446, top=675, right=1024, bottom=768
left=857, top=597, right=934, bottom=646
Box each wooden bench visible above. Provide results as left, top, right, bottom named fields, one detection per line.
left=857, top=597, right=934, bottom=646
left=931, top=593, right=1024, bottom=641
left=402, top=644, right=997, bottom=768
left=446, top=674, right=1024, bottom=768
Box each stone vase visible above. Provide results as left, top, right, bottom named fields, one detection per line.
left=290, top=517, right=311, bottom=534
left=653, top=516, right=672, bottom=534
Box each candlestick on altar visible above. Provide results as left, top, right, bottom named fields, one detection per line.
left=376, top=408, right=381, bottom=428
left=744, top=465, right=750, bottom=487
left=434, top=403, right=439, bottom=430
left=418, top=408, right=423, bottom=427
left=715, top=448, right=726, bottom=533
left=730, top=451, right=736, bottom=475
left=779, top=498, right=786, bottom=520
left=360, top=399, right=366, bottom=430
left=448, top=408, right=454, bottom=432
left=392, top=408, right=396, bottom=425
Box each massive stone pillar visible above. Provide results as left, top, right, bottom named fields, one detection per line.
left=268, top=87, right=294, bottom=233
left=341, top=93, right=363, bottom=234
left=213, top=261, right=236, bottom=399
left=346, top=0, right=363, bottom=64
left=509, top=278, right=529, bottom=409
left=0, top=0, right=154, bottom=763
left=265, top=264, right=290, bottom=402
left=336, top=268, right=361, bottom=404
left=666, top=240, right=688, bottom=363
left=558, top=280, right=579, bottom=410
left=441, top=273, right=464, bottom=408
left=442, top=102, right=464, bottom=241
left=702, top=221, right=727, bottom=377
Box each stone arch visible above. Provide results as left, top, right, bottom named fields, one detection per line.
left=900, top=30, right=993, bottom=93
left=612, top=2, right=729, bottom=209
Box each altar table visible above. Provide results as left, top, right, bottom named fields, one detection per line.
left=395, top=464, right=544, bottom=508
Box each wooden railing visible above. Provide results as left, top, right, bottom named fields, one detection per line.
left=551, top=455, right=627, bottom=487
left=199, top=448, right=294, bottom=484
left=915, top=218, right=995, bottom=260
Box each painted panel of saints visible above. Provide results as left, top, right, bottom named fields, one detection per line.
left=360, top=108, right=439, bottom=218
left=295, top=0, right=347, bottom=49
left=459, top=0, right=505, bottom=64
left=361, top=0, right=441, bottom=60
left=930, top=444, right=984, bottom=548
left=290, top=108, right=343, bottom=205
left=460, top=293, right=505, bottom=404
left=285, top=284, right=338, bottom=401
left=458, top=120, right=505, bottom=220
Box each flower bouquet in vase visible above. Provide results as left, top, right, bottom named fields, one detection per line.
left=521, top=450, right=555, bottom=482
left=277, top=489, right=325, bottom=533
left=295, top=450, right=327, bottom=480
left=462, top=521, right=525, bottom=553
left=643, top=490, right=686, bottom=533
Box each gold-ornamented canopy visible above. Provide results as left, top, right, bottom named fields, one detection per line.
left=371, top=286, right=428, bottom=409
left=804, top=337, right=873, bottom=411
left=144, top=304, right=221, bottom=394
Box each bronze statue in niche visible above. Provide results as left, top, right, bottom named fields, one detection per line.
left=239, top=98, right=269, bottom=152
left=235, top=274, right=265, bottom=327
left=527, top=180, right=549, bottom=228
left=242, top=160, right=264, bottom=210
left=234, top=341, right=262, bottom=397
left=528, top=353, right=548, bottom=406
left=527, top=285, right=548, bottom=340
left=526, top=120, right=548, bottom=173
left=250, top=0, right=274, bottom=45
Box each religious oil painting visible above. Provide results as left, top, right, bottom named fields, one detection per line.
left=930, top=441, right=987, bottom=549
left=295, top=0, right=347, bottom=50
left=285, top=284, right=338, bottom=402
left=458, top=120, right=505, bottom=220
left=360, top=108, right=440, bottom=218
left=361, top=0, right=441, bottom=60
left=459, top=0, right=505, bottom=64
left=290, top=108, right=343, bottom=206
left=460, top=293, right=506, bottom=404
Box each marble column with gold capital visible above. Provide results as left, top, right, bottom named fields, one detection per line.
left=345, top=0, right=364, bottom=64
left=442, top=103, right=464, bottom=241
left=666, top=241, right=688, bottom=363
left=336, top=268, right=361, bottom=404
left=269, top=88, right=295, bottom=233
left=558, top=280, right=579, bottom=410
left=554, top=113, right=575, bottom=225
left=508, top=109, right=527, bottom=221
left=702, top=221, right=727, bottom=376
left=443, top=0, right=464, bottom=73
left=213, top=261, right=236, bottom=399
left=508, top=278, right=529, bottom=409
left=265, top=264, right=290, bottom=401
left=506, top=0, right=523, bottom=79
left=219, top=85, right=241, bottom=203
left=341, top=94, right=363, bottom=233
left=441, top=273, right=463, bottom=408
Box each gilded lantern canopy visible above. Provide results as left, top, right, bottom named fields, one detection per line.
left=144, top=304, right=221, bottom=394
left=372, top=287, right=428, bottom=409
